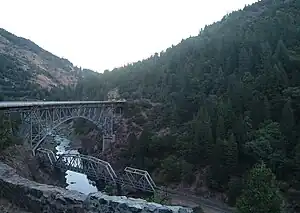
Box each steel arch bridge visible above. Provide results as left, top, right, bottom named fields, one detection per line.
left=0, top=101, right=126, bottom=154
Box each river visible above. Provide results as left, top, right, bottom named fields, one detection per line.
left=54, top=135, right=99, bottom=194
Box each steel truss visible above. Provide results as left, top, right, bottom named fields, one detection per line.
left=56, top=153, right=117, bottom=183
left=54, top=121, right=74, bottom=137
left=36, top=148, right=157, bottom=193
left=124, top=167, right=157, bottom=192
left=3, top=102, right=124, bottom=154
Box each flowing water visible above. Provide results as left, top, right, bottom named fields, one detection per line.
left=54, top=135, right=99, bottom=194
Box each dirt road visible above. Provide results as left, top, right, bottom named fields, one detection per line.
left=169, top=193, right=234, bottom=213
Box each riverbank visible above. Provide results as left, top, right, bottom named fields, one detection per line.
left=0, top=133, right=228, bottom=213
left=0, top=143, right=64, bottom=213
left=0, top=199, right=31, bottom=213
left=0, top=143, right=62, bottom=186
left=0, top=162, right=193, bottom=213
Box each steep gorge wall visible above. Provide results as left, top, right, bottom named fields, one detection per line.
left=0, top=162, right=193, bottom=213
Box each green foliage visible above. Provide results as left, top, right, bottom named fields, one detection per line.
left=244, top=121, right=288, bottom=178
left=192, top=206, right=205, bottom=213
left=281, top=98, right=295, bottom=150
left=245, top=122, right=284, bottom=161
left=51, top=0, right=300, bottom=208
left=73, top=119, right=96, bottom=135
left=227, top=177, right=243, bottom=206
left=0, top=112, right=20, bottom=150
left=160, top=155, right=182, bottom=182
left=216, top=115, right=226, bottom=140
left=103, top=185, right=114, bottom=195
left=224, top=133, right=239, bottom=174
left=3, top=0, right=300, bottom=209
left=236, top=163, right=283, bottom=213
left=146, top=193, right=170, bottom=205
left=190, top=107, right=214, bottom=164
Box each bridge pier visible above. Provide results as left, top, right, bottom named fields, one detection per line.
left=102, top=135, right=115, bottom=152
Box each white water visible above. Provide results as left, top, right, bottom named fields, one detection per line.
left=54, top=135, right=98, bottom=194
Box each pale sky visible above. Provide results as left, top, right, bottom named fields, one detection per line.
left=0, top=0, right=258, bottom=72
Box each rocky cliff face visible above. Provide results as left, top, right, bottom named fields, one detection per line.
left=0, top=144, right=65, bottom=187
left=0, top=28, right=81, bottom=100
left=0, top=162, right=193, bottom=213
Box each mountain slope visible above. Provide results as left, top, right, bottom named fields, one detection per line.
left=1, top=0, right=299, bottom=210
left=0, top=28, right=81, bottom=100
left=59, top=0, right=300, bottom=209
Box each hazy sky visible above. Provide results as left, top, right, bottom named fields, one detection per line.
left=0, top=0, right=258, bottom=72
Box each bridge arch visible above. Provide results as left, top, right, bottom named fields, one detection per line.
left=7, top=103, right=120, bottom=155
left=50, top=115, right=104, bottom=133
left=33, top=115, right=108, bottom=153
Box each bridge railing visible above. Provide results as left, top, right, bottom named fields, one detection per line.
left=36, top=148, right=57, bottom=165
left=56, top=153, right=117, bottom=182
left=0, top=101, right=126, bottom=111
left=35, top=149, right=157, bottom=193
left=124, top=167, right=157, bottom=192
left=86, top=155, right=117, bottom=178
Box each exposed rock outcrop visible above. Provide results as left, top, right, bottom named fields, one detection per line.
left=0, top=28, right=80, bottom=94
left=0, top=144, right=64, bottom=187
left=0, top=162, right=193, bottom=213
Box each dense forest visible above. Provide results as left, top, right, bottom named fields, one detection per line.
left=1, top=0, right=300, bottom=212
left=51, top=0, right=300, bottom=211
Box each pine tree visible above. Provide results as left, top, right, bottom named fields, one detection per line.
left=228, top=176, right=243, bottom=206
left=250, top=94, right=264, bottom=129
left=192, top=107, right=214, bottom=164
left=208, top=137, right=226, bottom=189
left=263, top=96, right=271, bottom=121
left=0, top=112, right=13, bottom=150
left=273, top=40, right=290, bottom=64
left=138, top=130, right=152, bottom=168
left=293, top=141, right=300, bottom=180
left=236, top=163, right=283, bottom=213
left=216, top=115, right=226, bottom=140
left=274, top=63, right=289, bottom=87
left=125, top=133, right=139, bottom=165
left=233, top=115, right=247, bottom=145
left=223, top=133, right=239, bottom=174
left=281, top=98, right=295, bottom=150
left=260, top=42, right=273, bottom=72
left=224, top=98, right=236, bottom=131
left=281, top=98, right=294, bottom=133
left=239, top=47, right=251, bottom=74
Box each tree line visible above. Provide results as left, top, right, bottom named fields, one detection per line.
left=1, top=0, right=300, bottom=212
left=48, top=0, right=300, bottom=211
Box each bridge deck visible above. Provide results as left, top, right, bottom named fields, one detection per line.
left=0, top=100, right=126, bottom=110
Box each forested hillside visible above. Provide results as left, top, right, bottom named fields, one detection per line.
left=0, top=29, right=81, bottom=100
left=55, top=0, right=300, bottom=210
left=1, top=0, right=300, bottom=211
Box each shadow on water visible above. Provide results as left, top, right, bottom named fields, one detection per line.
left=54, top=135, right=100, bottom=194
